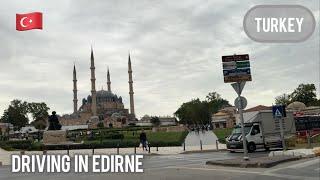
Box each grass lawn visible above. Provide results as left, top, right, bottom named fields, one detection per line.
left=213, top=128, right=233, bottom=143
left=122, top=130, right=188, bottom=146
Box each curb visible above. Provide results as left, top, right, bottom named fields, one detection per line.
left=180, top=149, right=227, bottom=154
left=206, top=156, right=302, bottom=168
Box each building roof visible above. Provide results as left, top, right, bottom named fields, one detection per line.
left=287, top=101, right=307, bottom=110
left=244, top=105, right=271, bottom=112
left=213, top=111, right=229, bottom=116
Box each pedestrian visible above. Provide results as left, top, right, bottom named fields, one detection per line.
left=139, top=129, right=148, bottom=151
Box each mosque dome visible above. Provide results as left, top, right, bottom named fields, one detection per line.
left=87, top=90, right=122, bottom=104
left=96, top=90, right=117, bottom=99
left=287, top=101, right=306, bottom=111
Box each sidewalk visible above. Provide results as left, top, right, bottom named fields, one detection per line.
left=269, top=147, right=320, bottom=157
left=0, top=144, right=226, bottom=166
left=206, top=155, right=301, bottom=168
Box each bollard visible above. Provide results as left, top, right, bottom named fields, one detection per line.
left=92, top=148, right=95, bottom=155
left=134, top=146, right=136, bottom=154
left=20, top=151, right=25, bottom=155
left=156, top=146, right=158, bottom=151
left=183, top=142, right=186, bottom=151
left=43, top=150, right=47, bottom=155
left=148, top=143, right=151, bottom=154
left=216, top=140, right=219, bottom=150
left=200, top=140, right=203, bottom=151
left=117, top=143, right=119, bottom=155
left=67, top=145, right=70, bottom=155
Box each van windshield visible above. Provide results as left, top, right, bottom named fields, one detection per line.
left=232, top=126, right=251, bottom=134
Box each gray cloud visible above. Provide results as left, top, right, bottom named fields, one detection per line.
left=0, top=0, right=319, bottom=118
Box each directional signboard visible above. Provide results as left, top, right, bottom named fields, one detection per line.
left=236, top=61, right=250, bottom=68
left=222, top=54, right=252, bottom=83
left=222, top=54, right=249, bottom=62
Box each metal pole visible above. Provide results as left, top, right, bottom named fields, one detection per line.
left=238, top=82, right=249, bottom=160
left=117, top=143, right=119, bottom=155
left=200, top=140, right=202, bottom=151
left=134, top=146, right=136, bottom=154
left=183, top=142, right=186, bottom=151
left=279, top=117, right=286, bottom=151
left=216, top=140, right=219, bottom=150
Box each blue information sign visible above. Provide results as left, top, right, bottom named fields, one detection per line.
left=272, top=105, right=286, bottom=118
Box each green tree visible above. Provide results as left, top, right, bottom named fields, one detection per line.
left=0, top=100, right=29, bottom=130
left=174, top=92, right=230, bottom=126
left=290, top=84, right=318, bottom=106
left=275, top=93, right=291, bottom=105
left=28, top=102, right=50, bottom=130
left=150, top=116, right=160, bottom=127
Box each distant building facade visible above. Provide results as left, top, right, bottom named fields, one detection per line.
left=137, top=115, right=177, bottom=126
left=211, top=106, right=237, bottom=129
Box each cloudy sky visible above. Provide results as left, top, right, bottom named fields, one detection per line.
left=0, top=0, right=319, bottom=119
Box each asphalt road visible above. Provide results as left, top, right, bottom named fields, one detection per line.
left=0, top=151, right=319, bottom=180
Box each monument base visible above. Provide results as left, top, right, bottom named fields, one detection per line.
left=43, top=130, right=67, bottom=144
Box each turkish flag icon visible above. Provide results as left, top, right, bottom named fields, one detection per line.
left=16, top=12, right=43, bottom=31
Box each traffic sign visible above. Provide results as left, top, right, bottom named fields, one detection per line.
left=236, top=61, right=250, bottom=68
left=223, top=68, right=251, bottom=76
left=222, top=54, right=249, bottom=62
left=275, top=109, right=282, bottom=117
left=234, top=96, right=247, bottom=109
left=231, top=82, right=246, bottom=95
left=272, top=105, right=287, bottom=118
left=222, top=61, right=236, bottom=70
left=224, top=74, right=252, bottom=83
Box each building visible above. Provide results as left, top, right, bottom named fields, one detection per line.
left=211, top=106, right=237, bottom=129
left=136, top=115, right=177, bottom=126
left=60, top=48, right=136, bottom=128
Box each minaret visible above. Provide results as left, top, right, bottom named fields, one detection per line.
left=128, top=53, right=135, bottom=117
left=73, top=64, right=78, bottom=114
left=107, top=67, right=111, bottom=92
left=90, top=47, right=97, bottom=116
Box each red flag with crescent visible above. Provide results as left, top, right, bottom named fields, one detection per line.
left=16, top=12, right=43, bottom=31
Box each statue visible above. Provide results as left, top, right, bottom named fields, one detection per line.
left=48, top=111, right=62, bottom=130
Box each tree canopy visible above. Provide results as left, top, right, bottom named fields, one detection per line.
left=174, top=92, right=230, bottom=125
left=0, top=99, right=50, bottom=130
left=275, top=83, right=319, bottom=106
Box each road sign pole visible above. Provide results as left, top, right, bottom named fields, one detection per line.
left=237, top=82, right=249, bottom=160
left=279, top=117, right=286, bottom=151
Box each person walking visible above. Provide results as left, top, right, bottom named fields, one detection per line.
left=139, top=129, right=148, bottom=151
